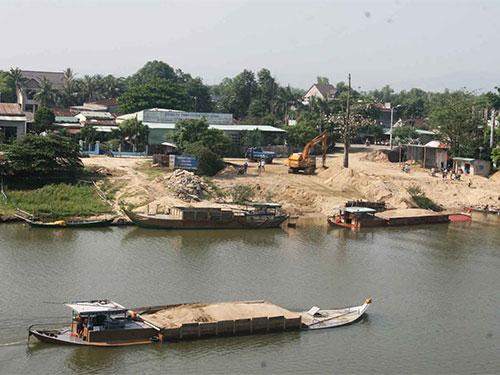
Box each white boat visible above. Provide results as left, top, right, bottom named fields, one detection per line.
left=298, top=298, right=371, bottom=330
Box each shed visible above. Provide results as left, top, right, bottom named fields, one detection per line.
left=405, top=144, right=448, bottom=169
left=452, top=157, right=491, bottom=177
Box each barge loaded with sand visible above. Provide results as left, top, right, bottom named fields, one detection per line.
left=123, top=203, right=288, bottom=230
left=328, top=206, right=471, bottom=229
left=28, top=298, right=371, bottom=347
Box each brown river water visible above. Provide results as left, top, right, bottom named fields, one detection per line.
left=0, top=215, right=499, bottom=374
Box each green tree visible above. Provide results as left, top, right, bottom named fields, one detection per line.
left=429, top=90, right=483, bottom=157
left=129, top=60, right=178, bottom=86
left=80, top=123, right=97, bottom=145
left=183, top=76, right=213, bottom=112
left=60, top=68, right=78, bottom=107
left=183, top=142, right=224, bottom=176
left=218, top=70, right=257, bottom=119
left=33, top=77, right=58, bottom=107
left=0, top=71, right=17, bottom=102
left=7, top=67, right=27, bottom=92
left=491, top=147, right=500, bottom=163
left=4, top=133, right=82, bottom=177
left=119, top=117, right=149, bottom=151
left=33, top=107, right=55, bottom=133
left=173, top=119, right=230, bottom=156
left=285, top=123, right=318, bottom=148
left=371, top=84, right=394, bottom=103
left=118, top=79, right=191, bottom=114
left=316, top=76, right=330, bottom=85
left=391, top=126, right=418, bottom=144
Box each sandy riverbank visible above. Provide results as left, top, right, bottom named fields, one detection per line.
left=82, top=147, right=500, bottom=217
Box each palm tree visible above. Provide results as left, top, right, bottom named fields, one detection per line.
left=276, top=86, right=301, bottom=125
left=8, top=67, right=27, bottom=92
left=61, top=68, right=78, bottom=106
left=33, top=77, right=57, bottom=107
left=81, top=75, right=97, bottom=102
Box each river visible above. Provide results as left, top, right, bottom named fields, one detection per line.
left=0, top=215, right=499, bottom=374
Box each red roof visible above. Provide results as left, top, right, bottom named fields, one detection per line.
left=0, top=103, right=24, bottom=115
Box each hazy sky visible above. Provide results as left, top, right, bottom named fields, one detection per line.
left=1, top=0, right=499, bottom=92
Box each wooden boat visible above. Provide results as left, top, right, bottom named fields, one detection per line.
left=28, top=298, right=371, bottom=346
left=28, top=300, right=159, bottom=347
left=123, top=203, right=288, bottom=230
left=298, top=298, right=371, bottom=330
left=18, top=217, right=115, bottom=228
left=328, top=207, right=385, bottom=229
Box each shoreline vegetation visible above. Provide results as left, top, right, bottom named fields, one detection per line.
left=0, top=183, right=112, bottom=220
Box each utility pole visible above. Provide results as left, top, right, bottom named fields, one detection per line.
left=343, top=73, right=351, bottom=168
left=490, top=109, right=496, bottom=149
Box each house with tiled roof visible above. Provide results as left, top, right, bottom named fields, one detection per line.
left=0, top=103, right=27, bottom=139
left=17, top=70, right=65, bottom=113
left=303, top=83, right=338, bottom=104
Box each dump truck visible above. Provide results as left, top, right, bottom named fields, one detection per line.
left=245, top=147, right=276, bottom=163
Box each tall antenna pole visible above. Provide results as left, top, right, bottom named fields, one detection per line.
left=490, top=109, right=496, bottom=149
left=343, top=73, right=351, bottom=168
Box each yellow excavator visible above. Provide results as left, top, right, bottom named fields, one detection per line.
left=285, top=133, right=327, bottom=174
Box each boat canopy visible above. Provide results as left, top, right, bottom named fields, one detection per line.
left=344, top=207, right=377, bottom=213
left=65, top=300, right=127, bottom=314
left=249, top=202, right=281, bottom=208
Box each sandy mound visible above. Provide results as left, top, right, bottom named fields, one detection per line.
left=216, top=165, right=239, bottom=178
left=141, top=301, right=298, bottom=329
left=360, top=150, right=389, bottom=162
left=318, top=166, right=413, bottom=209
left=490, top=170, right=500, bottom=182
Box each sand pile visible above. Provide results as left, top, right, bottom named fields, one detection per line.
left=360, top=150, right=389, bottom=162
left=216, top=165, right=239, bottom=178
left=164, top=169, right=211, bottom=202
left=141, top=301, right=299, bottom=329
left=317, top=166, right=413, bottom=209
left=490, top=170, right=500, bottom=182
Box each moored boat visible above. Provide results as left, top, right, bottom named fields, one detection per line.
left=328, top=207, right=385, bottom=229
left=123, top=203, right=288, bottom=230
left=298, top=298, right=371, bottom=329
left=17, top=216, right=115, bottom=228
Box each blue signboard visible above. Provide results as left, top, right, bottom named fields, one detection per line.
left=170, top=155, right=199, bottom=170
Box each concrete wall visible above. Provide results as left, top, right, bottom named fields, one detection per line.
left=0, top=119, right=26, bottom=139
left=406, top=146, right=448, bottom=168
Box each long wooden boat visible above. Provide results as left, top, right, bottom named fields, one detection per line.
left=19, top=217, right=115, bottom=228
left=123, top=203, right=288, bottom=230
left=28, top=298, right=371, bottom=347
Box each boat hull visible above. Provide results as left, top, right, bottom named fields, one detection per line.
left=124, top=210, right=288, bottom=230
left=26, top=218, right=114, bottom=228
left=28, top=327, right=156, bottom=347
left=298, top=300, right=371, bottom=330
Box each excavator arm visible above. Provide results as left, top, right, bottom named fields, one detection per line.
left=302, top=133, right=327, bottom=160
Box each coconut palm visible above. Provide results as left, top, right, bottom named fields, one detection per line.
left=33, top=77, right=57, bottom=107
left=81, top=75, right=97, bottom=102
left=8, top=67, right=27, bottom=90
left=60, top=68, right=78, bottom=106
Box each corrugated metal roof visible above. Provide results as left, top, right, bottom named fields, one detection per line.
left=20, top=70, right=65, bottom=89
left=55, top=116, right=79, bottom=123
left=0, top=103, right=24, bottom=115
left=211, top=124, right=285, bottom=132
left=143, top=122, right=285, bottom=132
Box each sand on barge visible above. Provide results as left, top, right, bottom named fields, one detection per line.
left=28, top=299, right=371, bottom=347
